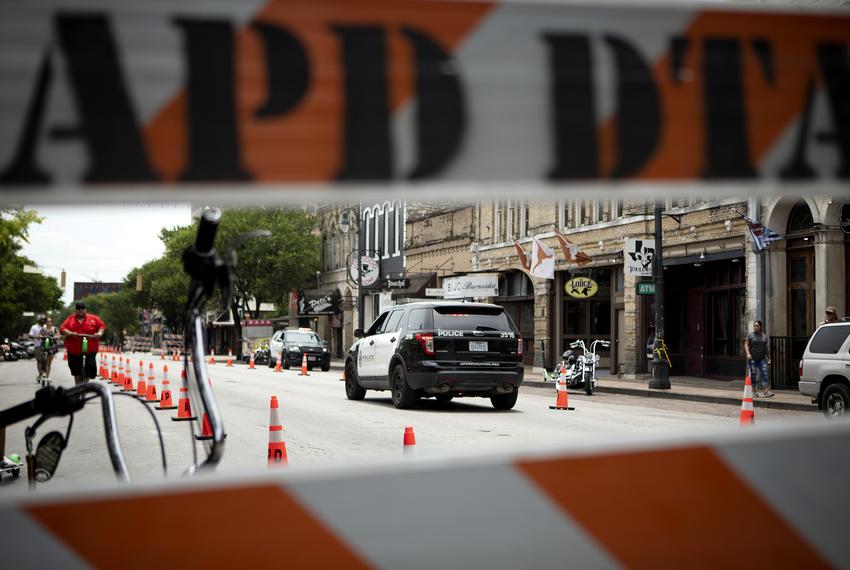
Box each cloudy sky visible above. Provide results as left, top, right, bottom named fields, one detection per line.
left=19, top=203, right=193, bottom=306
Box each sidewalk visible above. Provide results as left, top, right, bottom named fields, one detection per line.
left=525, top=367, right=817, bottom=412
left=326, top=359, right=817, bottom=412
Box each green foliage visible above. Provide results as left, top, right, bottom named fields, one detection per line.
left=213, top=208, right=320, bottom=317
left=114, top=208, right=320, bottom=334
left=0, top=209, right=64, bottom=339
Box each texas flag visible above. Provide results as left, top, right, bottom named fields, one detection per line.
left=553, top=226, right=592, bottom=265
left=513, top=240, right=531, bottom=271
left=530, top=236, right=555, bottom=279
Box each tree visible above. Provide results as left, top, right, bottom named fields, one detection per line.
left=125, top=208, right=320, bottom=333
left=127, top=255, right=188, bottom=333
left=0, top=209, right=64, bottom=338
left=212, top=208, right=320, bottom=318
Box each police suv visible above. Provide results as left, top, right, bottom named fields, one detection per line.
left=344, top=302, right=524, bottom=409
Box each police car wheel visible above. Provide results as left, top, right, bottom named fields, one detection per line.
left=491, top=390, right=519, bottom=410
left=345, top=361, right=366, bottom=401
left=391, top=365, right=419, bottom=409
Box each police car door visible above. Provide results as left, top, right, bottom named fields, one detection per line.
left=358, top=311, right=388, bottom=385
left=373, top=309, right=404, bottom=386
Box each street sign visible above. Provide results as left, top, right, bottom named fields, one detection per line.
left=636, top=282, right=656, bottom=295
left=383, top=278, right=410, bottom=289
left=625, top=239, right=654, bottom=277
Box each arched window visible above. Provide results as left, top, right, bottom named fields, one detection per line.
left=787, top=201, right=813, bottom=235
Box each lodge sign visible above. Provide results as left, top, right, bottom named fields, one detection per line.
left=565, top=277, right=598, bottom=299
left=384, top=278, right=410, bottom=289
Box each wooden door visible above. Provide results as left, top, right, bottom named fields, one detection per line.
left=685, top=291, right=705, bottom=376
left=616, top=309, right=625, bottom=375
left=787, top=248, right=815, bottom=337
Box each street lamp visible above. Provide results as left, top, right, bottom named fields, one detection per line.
left=339, top=205, right=364, bottom=332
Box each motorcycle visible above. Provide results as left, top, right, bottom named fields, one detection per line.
left=1, top=339, right=16, bottom=361
left=9, top=340, right=29, bottom=360
left=252, top=347, right=270, bottom=366
left=554, top=339, right=610, bottom=395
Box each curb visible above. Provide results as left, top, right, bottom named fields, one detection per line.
left=522, top=380, right=818, bottom=413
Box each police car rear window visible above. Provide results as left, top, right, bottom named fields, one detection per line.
left=808, top=325, right=850, bottom=354
left=432, top=307, right=511, bottom=330
left=285, top=332, right=320, bottom=343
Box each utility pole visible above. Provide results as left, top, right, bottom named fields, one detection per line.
left=649, top=201, right=671, bottom=389
left=357, top=206, right=364, bottom=332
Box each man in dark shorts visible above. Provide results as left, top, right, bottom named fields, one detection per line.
left=60, top=302, right=106, bottom=385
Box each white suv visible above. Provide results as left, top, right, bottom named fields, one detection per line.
left=798, top=322, right=850, bottom=418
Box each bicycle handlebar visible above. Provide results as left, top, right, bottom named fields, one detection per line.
left=195, top=208, right=221, bottom=254
left=0, top=383, right=129, bottom=481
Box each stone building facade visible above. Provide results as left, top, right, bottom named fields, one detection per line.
left=317, top=196, right=848, bottom=383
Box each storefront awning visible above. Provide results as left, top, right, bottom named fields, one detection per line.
left=391, top=273, right=436, bottom=300
left=663, top=248, right=744, bottom=267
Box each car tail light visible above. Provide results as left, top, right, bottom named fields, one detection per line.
left=517, top=337, right=523, bottom=356
left=799, top=358, right=803, bottom=378
left=416, top=333, right=435, bottom=355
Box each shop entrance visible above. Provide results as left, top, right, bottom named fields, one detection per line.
left=495, top=271, right=535, bottom=366
left=786, top=201, right=816, bottom=337
left=684, top=291, right=705, bottom=376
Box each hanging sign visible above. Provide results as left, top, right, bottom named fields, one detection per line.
left=443, top=274, right=498, bottom=299
left=841, top=204, right=850, bottom=235
left=625, top=239, right=654, bottom=277
left=349, top=256, right=380, bottom=287
left=565, top=277, right=598, bottom=299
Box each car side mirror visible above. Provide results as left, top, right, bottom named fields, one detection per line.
left=354, top=329, right=364, bottom=338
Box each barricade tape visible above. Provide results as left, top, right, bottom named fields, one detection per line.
left=1, top=423, right=848, bottom=568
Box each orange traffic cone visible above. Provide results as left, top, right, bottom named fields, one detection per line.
left=740, top=372, right=755, bottom=426
left=135, top=360, right=147, bottom=397
left=267, top=395, right=287, bottom=466
left=226, top=353, right=233, bottom=367
left=403, top=426, right=416, bottom=456
left=160, top=351, right=165, bottom=360
left=157, top=365, right=177, bottom=410
left=123, top=358, right=134, bottom=392
left=339, top=367, right=346, bottom=382
left=110, top=356, right=118, bottom=385
left=209, top=348, right=215, bottom=365
left=274, top=353, right=282, bottom=373
left=299, top=352, right=309, bottom=376
left=172, top=369, right=196, bottom=421
left=194, top=377, right=227, bottom=441
left=196, top=413, right=214, bottom=440
left=549, top=380, right=575, bottom=410
left=248, top=354, right=255, bottom=369
left=145, top=362, right=159, bottom=403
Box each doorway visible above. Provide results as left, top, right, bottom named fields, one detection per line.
left=685, top=291, right=705, bottom=376
left=787, top=248, right=815, bottom=336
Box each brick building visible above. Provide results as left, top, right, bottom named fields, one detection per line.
left=317, top=196, right=847, bottom=383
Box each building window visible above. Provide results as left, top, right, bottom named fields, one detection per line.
left=387, top=205, right=395, bottom=255
left=562, top=270, right=612, bottom=342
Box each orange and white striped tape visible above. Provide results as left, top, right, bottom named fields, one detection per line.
left=1, top=423, right=848, bottom=568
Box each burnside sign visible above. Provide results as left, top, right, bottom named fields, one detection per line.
left=0, top=1, right=848, bottom=194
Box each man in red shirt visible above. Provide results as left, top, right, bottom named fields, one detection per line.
left=60, top=302, right=106, bottom=385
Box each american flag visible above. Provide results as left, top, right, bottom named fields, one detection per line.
left=743, top=216, right=783, bottom=251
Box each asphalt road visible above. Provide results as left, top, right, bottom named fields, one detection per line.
left=0, top=356, right=824, bottom=492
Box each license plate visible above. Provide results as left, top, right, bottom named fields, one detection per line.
left=308, top=356, right=317, bottom=361
left=469, top=341, right=488, bottom=352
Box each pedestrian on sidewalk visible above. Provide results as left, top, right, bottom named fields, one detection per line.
left=744, top=320, right=774, bottom=398
left=818, top=306, right=840, bottom=327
